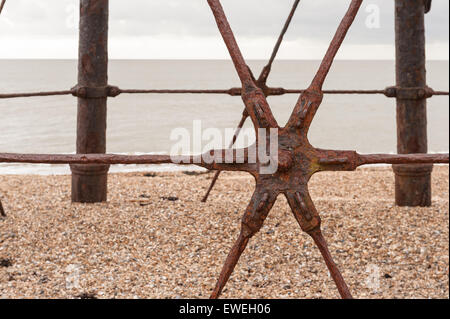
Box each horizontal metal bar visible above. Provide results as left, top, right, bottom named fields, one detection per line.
left=0, top=90, right=73, bottom=99
left=0, top=153, right=178, bottom=165
left=0, top=152, right=447, bottom=166
left=358, top=153, right=449, bottom=165
left=1, top=87, right=448, bottom=100
left=119, top=89, right=232, bottom=95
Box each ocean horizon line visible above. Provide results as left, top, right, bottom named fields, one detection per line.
left=1, top=58, right=448, bottom=62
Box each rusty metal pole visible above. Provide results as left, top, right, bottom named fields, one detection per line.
left=393, top=0, right=432, bottom=207
left=70, top=0, right=110, bottom=203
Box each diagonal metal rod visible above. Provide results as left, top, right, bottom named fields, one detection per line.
left=286, top=0, right=362, bottom=134
left=202, top=112, right=248, bottom=202
left=207, top=0, right=278, bottom=130
left=310, top=0, right=363, bottom=90
left=0, top=199, right=5, bottom=217
left=309, top=228, right=352, bottom=299
left=257, top=0, right=301, bottom=85
left=0, top=0, right=6, bottom=15
left=207, top=0, right=254, bottom=88
left=0, top=90, right=74, bottom=99
left=0, top=151, right=257, bottom=173
left=202, top=0, right=301, bottom=202
left=210, top=232, right=250, bottom=298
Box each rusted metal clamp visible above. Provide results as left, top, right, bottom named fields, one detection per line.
left=227, top=86, right=287, bottom=97
left=227, top=87, right=242, bottom=96
left=71, top=85, right=121, bottom=98
left=393, top=163, right=433, bottom=177
left=384, top=86, right=434, bottom=100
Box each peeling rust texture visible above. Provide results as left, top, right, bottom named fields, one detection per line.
left=394, top=0, right=432, bottom=207
left=71, top=0, right=110, bottom=203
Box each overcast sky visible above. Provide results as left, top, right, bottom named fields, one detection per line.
left=0, top=0, right=448, bottom=59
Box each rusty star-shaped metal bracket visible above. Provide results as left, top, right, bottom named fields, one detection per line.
left=205, top=0, right=362, bottom=299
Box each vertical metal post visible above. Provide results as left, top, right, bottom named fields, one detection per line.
left=393, top=0, right=433, bottom=207
left=71, top=0, right=110, bottom=203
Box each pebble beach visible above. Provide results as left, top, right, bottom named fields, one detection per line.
left=0, top=166, right=448, bottom=299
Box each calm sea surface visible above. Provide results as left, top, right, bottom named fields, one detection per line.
left=0, top=60, right=448, bottom=174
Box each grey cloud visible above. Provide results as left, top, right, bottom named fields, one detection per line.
left=1, top=0, right=448, bottom=46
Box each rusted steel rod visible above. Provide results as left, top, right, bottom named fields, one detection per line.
left=0, top=0, right=6, bottom=15
left=309, top=228, right=352, bottom=299
left=207, top=0, right=255, bottom=90
left=0, top=90, right=73, bottom=99
left=202, top=112, right=248, bottom=202
left=0, top=153, right=176, bottom=165
left=1, top=88, right=448, bottom=99
left=358, top=153, right=449, bottom=165
left=310, top=0, right=362, bottom=90
left=0, top=150, right=253, bottom=170
left=0, top=199, right=5, bottom=217
left=257, top=0, right=301, bottom=86
left=0, top=152, right=447, bottom=166
left=119, top=89, right=232, bottom=95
